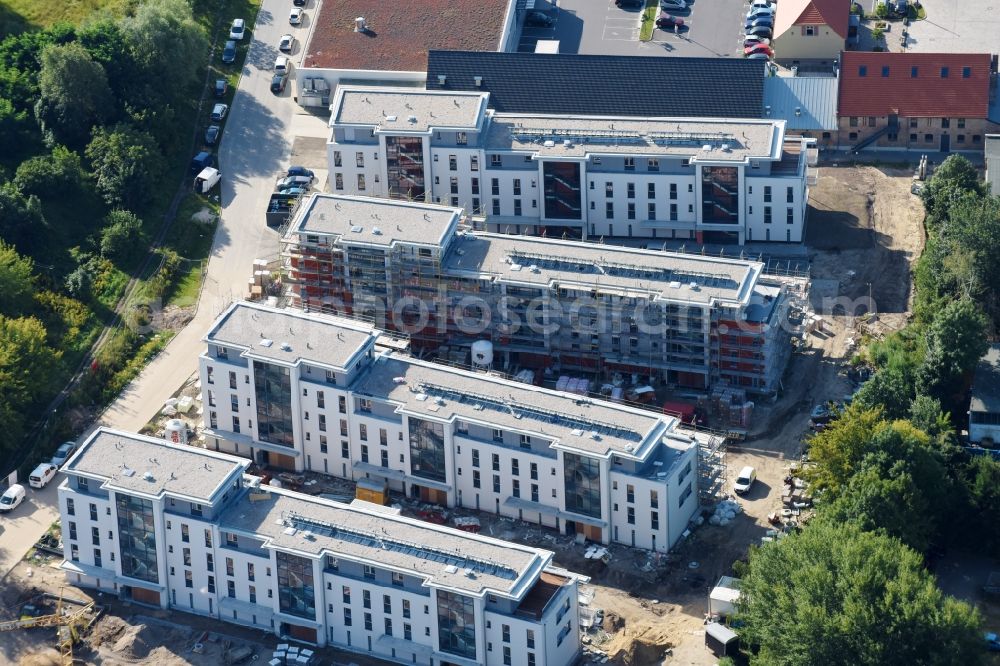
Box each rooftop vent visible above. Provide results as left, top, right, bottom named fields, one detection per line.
left=669, top=281, right=682, bottom=289
left=142, top=471, right=155, bottom=482
left=280, top=342, right=292, bottom=351
left=122, top=467, right=135, bottom=477
left=795, top=106, right=802, bottom=116
left=283, top=526, right=298, bottom=536
left=474, top=76, right=483, bottom=87
left=590, top=431, right=601, bottom=440
left=260, top=339, right=274, bottom=347
left=444, top=564, right=458, bottom=574
left=465, top=568, right=476, bottom=578
left=350, top=225, right=363, bottom=233
left=528, top=264, right=539, bottom=273
left=437, top=74, right=446, bottom=85
left=372, top=226, right=382, bottom=235
left=354, top=16, right=366, bottom=32
left=385, top=115, right=397, bottom=122
left=702, top=144, right=712, bottom=151
left=563, top=139, right=572, bottom=147
left=570, top=429, right=584, bottom=437
left=689, top=281, right=700, bottom=290
left=721, top=143, right=731, bottom=152
left=407, top=115, right=418, bottom=123
left=392, top=376, right=407, bottom=384
left=543, top=140, right=556, bottom=148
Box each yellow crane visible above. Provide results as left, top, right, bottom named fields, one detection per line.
left=0, top=588, right=95, bottom=665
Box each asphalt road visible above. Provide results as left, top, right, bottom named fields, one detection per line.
left=99, top=0, right=307, bottom=433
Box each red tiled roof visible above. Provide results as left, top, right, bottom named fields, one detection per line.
left=303, top=0, right=510, bottom=71
left=838, top=52, right=992, bottom=118
left=775, top=0, right=850, bottom=39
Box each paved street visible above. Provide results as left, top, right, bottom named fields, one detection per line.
left=100, top=0, right=327, bottom=434
left=0, top=480, right=60, bottom=582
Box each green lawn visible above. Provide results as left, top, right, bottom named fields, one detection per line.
left=161, top=193, right=218, bottom=307
left=0, top=0, right=132, bottom=32
left=639, top=0, right=660, bottom=41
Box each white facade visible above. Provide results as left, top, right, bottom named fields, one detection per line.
left=200, top=302, right=705, bottom=554
left=327, top=87, right=814, bottom=244
left=58, top=429, right=583, bottom=666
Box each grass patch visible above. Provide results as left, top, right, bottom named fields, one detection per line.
left=0, top=0, right=132, bottom=32
left=639, top=0, right=659, bottom=41
left=161, top=193, right=218, bottom=306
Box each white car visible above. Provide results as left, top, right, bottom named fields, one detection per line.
left=274, top=55, right=289, bottom=72
left=734, top=466, right=757, bottom=495
left=747, top=6, right=775, bottom=17
left=279, top=33, right=295, bottom=53
left=29, top=463, right=58, bottom=489
left=0, top=484, right=25, bottom=513
left=229, top=18, right=246, bottom=40
left=289, top=7, right=303, bottom=25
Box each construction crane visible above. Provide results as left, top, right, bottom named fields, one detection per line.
left=0, top=588, right=95, bottom=665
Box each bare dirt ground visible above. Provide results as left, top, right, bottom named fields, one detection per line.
left=0, top=165, right=927, bottom=666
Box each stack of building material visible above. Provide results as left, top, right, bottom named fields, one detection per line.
left=247, top=259, right=272, bottom=301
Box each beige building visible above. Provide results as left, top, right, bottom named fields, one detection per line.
left=771, top=0, right=848, bottom=65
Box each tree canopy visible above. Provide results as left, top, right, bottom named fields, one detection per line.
left=35, top=42, right=113, bottom=148
left=736, top=522, right=983, bottom=666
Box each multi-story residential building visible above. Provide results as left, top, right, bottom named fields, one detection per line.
left=326, top=87, right=813, bottom=244
left=200, top=301, right=709, bottom=552
left=58, top=428, right=583, bottom=665
left=282, top=195, right=792, bottom=395
left=838, top=52, right=995, bottom=152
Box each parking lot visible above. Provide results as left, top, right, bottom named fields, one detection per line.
left=894, top=0, right=1000, bottom=53
left=517, top=0, right=745, bottom=58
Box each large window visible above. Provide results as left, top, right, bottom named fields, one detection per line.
left=254, top=361, right=294, bottom=447
left=542, top=162, right=582, bottom=220
left=701, top=166, right=739, bottom=224
left=409, top=417, right=446, bottom=482
left=385, top=136, right=425, bottom=201
left=564, top=452, right=602, bottom=518
left=116, top=495, right=158, bottom=583
left=276, top=551, right=315, bottom=620
left=438, top=590, right=476, bottom=659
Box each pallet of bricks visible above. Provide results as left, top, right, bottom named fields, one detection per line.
left=710, top=387, right=753, bottom=429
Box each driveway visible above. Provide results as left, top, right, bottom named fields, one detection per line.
left=0, top=478, right=60, bottom=582
left=100, top=0, right=327, bottom=434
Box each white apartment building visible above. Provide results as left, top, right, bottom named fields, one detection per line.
left=200, top=302, right=707, bottom=553
left=58, top=428, right=583, bottom=665
left=326, top=87, right=814, bottom=244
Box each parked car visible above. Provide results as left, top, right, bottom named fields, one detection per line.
left=211, top=103, right=229, bottom=121
left=222, top=40, right=237, bottom=64
left=190, top=151, right=215, bottom=175
left=747, top=52, right=771, bottom=60
left=204, top=124, right=220, bottom=146
left=277, top=175, right=313, bottom=190
left=749, top=0, right=774, bottom=9
left=745, top=17, right=774, bottom=29
left=525, top=10, right=554, bottom=26
left=660, top=0, right=687, bottom=10
left=744, top=36, right=770, bottom=47
left=746, top=24, right=773, bottom=37
left=229, top=18, right=246, bottom=40
left=289, top=7, right=303, bottom=24
left=279, top=33, right=295, bottom=53
left=50, top=440, right=77, bottom=467
left=734, top=466, right=757, bottom=495
left=744, top=43, right=774, bottom=57
left=214, top=78, right=229, bottom=98
left=281, top=187, right=309, bottom=196
left=287, top=166, right=315, bottom=179
left=270, top=71, right=288, bottom=94
left=274, top=55, right=289, bottom=72
left=29, top=463, right=57, bottom=489
left=616, top=0, right=644, bottom=6
left=293, top=0, right=306, bottom=6
left=656, top=12, right=685, bottom=28
left=747, top=6, right=775, bottom=18
left=0, top=484, right=25, bottom=513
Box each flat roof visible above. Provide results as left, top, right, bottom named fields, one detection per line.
left=222, top=486, right=549, bottom=598
left=303, top=0, right=511, bottom=72
left=484, top=114, right=783, bottom=162
left=443, top=233, right=761, bottom=307
left=970, top=344, right=1000, bottom=414
left=355, top=353, right=675, bottom=458
left=332, top=88, right=488, bottom=133
left=291, top=194, right=461, bottom=249
left=763, top=75, right=839, bottom=131
left=65, top=428, right=247, bottom=503
left=205, top=302, right=377, bottom=371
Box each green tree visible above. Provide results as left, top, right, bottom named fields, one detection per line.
left=0, top=314, right=61, bottom=410
left=65, top=264, right=92, bottom=301
left=121, top=0, right=207, bottom=99
left=0, top=183, right=49, bottom=256
left=0, top=97, right=29, bottom=147
left=916, top=299, right=988, bottom=408
left=12, top=145, right=84, bottom=197
left=803, top=403, right=884, bottom=494
left=0, top=240, right=36, bottom=316
left=100, top=209, right=146, bottom=263
left=85, top=123, right=165, bottom=209
left=921, top=155, right=982, bottom=224
left=34, top=42, right=113, bottom=148
left=736, top=522, right=983, bottom=666
left=908, top=394, right=954, bottom=441
left=853, top=365, right=914, bottom=419
left=963, top=455, right=1000, bottom=555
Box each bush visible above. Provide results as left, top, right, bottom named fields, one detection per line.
left=12, top=145, right=84, bottom=197
left=100, top=209, right=146, bottom=264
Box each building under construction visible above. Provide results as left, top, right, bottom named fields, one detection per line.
left=282, top=194, right=792, bottom=396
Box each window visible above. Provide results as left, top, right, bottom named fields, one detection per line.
left=910, top=133, right=918, bottom=141
left=679, top=482, right=693, bottom=506
left=493, top=474, right=501, bottom=493
left=356, top=152, right=364, bottom=167
left=492, top=453, right=500, bottom=471
left=514, top=199, right=522, bottom=216
left=342, top=585, right=351, bottom=603
left=491, top=154, right=501, bottom=167
left=248, top=586, right=257, bottom=603
left=333, top=151, right=342, bottom=167
left=360, top=445, right=369, bottom=463
left=384, top=618, right=392, bottom=637
left=364, top=564, right=375, bottom=579
left=404, top=624, right=412, bottom=640
left=384, top=594, right=392, bottom=614
left=182, top=547, right=191, bottom=566
left=958, top=118, right=966, bottom=129
left=606, top=202, right=614, bottom=219
left=472, top=197, right=480, bottom=213
left=626, top=484, right=635, bottom=503
left=357, top=174, right=366, bottom=190
left=226, top=557, right=234, bottom=576
left=363, top=590, right=371, bottom=609
left=941, top=67, right=949, bottom=78
left=208, top=575, right=215, bottom=593
left=925, top=134, right=934, bottom=142
left=962, top=66, right=972, bottom=78
left=850, top=116, right=859, bottom=128
left=652, top=511, right=660, bottom=530
left=669, top=203, right=677, bottom=221
left=627, top=182, right=635, bottom=199
left=858, top=65, right=867, bottom=77
left=66, top=498, right=75, bottom=516
left=941, top=118, right=950, bottom=129
left=763, top=185, right=772, bottom=202
left=647, top=158, right=659, bottom=171
left=449, top=155, right=457, bottom=171
left=764, top=206, right=772, bottom=224
left=89, top=503, right=98, bottom=521
left=492, top=199, right=501, bottom=216
left=206, top=553, right=214, bottom=572
left=957, top=134, right=966, bottom=144
left=473, top=470, right=481, bottom=488
left=471, top=155, right=478, bottom=171
left=513, top=178, right=522, bottom=195
left=624, top=157, right=635, bottom=171
left=392, top=572, right=404, bottom=587
left=625, top=202, right=634, bottom=220
left=68, top=522, right=77, bottom=541
left=181, top=524, right=189, bottom=543
left=248, top=562, right=255, bottom=581
left=227, top=580, right=236, bottom=598
left=70, top=544, right=79, bottom=562
left=225, top=532, right=237, bottom=548
left=334, top=173, right=344, bottom=190
left=364, top=613, right=372, bottom=631
left=911, top=66, right=919, bottom=78
left=344, top=608, right=352, bottom=626
left=359, top=424, right=368, bottom=441
left=786, top=186, right=794, bottom=203
left=881, top=65, right=890, bottom=77
left=512, top=479, right=520, bottom=498
left=503, top=647, right=512, bottom=665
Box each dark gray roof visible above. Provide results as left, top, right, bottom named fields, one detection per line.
left=426, top=51, right=764, bottom=119
left=970, top=344, right=1000, bottom=414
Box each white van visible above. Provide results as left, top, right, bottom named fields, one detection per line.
left=734, top=466, right=757, bottom=494
left=29, top=463, right=58, bottom=489
left=0, top=484, right=25, bottom=512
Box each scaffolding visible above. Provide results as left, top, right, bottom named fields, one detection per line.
left=696, top=431, right=727, bottom=504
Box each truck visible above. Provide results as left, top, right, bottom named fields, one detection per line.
left=194, top=167, right=221, bottom=194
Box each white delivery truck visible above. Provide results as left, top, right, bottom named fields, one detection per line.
left=194, top=167, right=221, bottom=194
